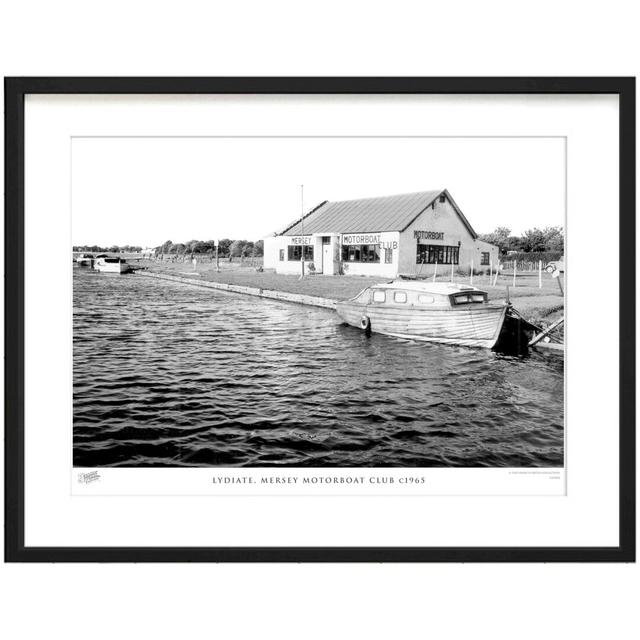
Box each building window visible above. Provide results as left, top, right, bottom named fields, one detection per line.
left=321, top=236, right=331, bottom=245
left=393, top=291, right=407, bottom=303
left=439, top=194, right=446, bottom=203
left=384, top=247, right=393, bottom=264
left=416, top=244, right=459, bottom=265
left=481, top=252, right=490, bottom=265
left=372, top=290, right=386, bottom=303
left=288, top=245, right=314, bottom=261
left=341, top=244, right=380, bottom=263
left=279, top=249, right=285, bottom=261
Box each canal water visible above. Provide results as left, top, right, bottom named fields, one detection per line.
left=73, top=268, right=564, bottom=468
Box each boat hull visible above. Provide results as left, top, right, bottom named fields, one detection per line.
left=336, top=301, right=508, bottom=349
left=94, top=262, right=132, bottom=274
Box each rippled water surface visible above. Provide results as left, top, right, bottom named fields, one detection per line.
left=73, top=268, right=564, bottom=467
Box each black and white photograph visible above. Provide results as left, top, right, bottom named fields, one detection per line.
left=7, top=76, right=632, bottom=566
left=72, top=136, right=565, bottom=470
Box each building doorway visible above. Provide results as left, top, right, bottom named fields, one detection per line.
left=321, top=236, right=332, bottom=274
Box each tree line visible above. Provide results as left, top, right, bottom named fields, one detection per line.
left=73, top=244, right=143, bottom=253
left=157, top=239, right=264, bottom=257
left=478, top=226, right=564, bottom=253
left=73, top=239, right=264, bottom=257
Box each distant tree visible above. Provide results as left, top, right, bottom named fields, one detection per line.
left=542, top=226, right=564, bottom=252
left=507, top=236, right=527, bottom=252
left=478, top=227, right=511, bottom=251
left=229, top=240, right=246, bottom=258
left=521, top=228, right=548, bottom=252
left=200, top=240, right=217, bottom=254
left=174, top=243, right=186, bottom=255
left=217, top=238, right=232, bottom=257
left=160, top=240, right=173, bottom=254
left=254, top=240, right=264, bottom=257
left=242, top=241, right=255, bottom=258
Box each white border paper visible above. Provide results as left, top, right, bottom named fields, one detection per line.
left=24, top=94, right=619, bottom=547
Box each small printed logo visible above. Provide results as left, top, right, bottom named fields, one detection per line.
left=78, top=470, right=101, bottom=484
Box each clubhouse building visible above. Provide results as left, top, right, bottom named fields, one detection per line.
left=263, top=189, right=498, bottom=278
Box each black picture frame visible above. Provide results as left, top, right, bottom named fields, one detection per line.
left=4, top=77, right=635, bottom=563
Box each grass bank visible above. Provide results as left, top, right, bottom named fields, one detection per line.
left=139, top=259, right=564, bottom=328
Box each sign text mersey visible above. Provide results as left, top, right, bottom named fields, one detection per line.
left=290, top=236, right=313, bottom=245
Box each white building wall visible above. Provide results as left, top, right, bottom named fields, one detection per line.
left=264, top=234, right=329, bottom=275
left=398, top=196, right=499, bottom=276
left=474, top=239, right=501, bottom=272
left=262, top=236, right=280, bottom=270
left=339, top=231, right=399, bottom=277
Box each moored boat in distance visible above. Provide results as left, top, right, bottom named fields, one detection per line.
left=336, top=281, right=509, bottom=349
left=75, top=253, right=94, bottom=267
left=93, top=255, right=132, bottom=274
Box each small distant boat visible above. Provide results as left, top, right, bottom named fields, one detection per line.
left=336, top=281, right=509, bottom=349
left=93, top=255, right=132, bottom=274
left=75, top=253, right=94, bottom=267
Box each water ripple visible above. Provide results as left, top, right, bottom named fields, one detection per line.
left=73, top=269, right=564, bottom=467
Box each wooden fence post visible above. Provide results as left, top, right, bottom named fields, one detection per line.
left=513, top=260, right=517, bottom=287
left=538, top=260, right=542, bottom=288
left=433, top=259, right=438, bottom=283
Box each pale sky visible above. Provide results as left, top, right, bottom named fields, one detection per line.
left=71, top=136, right=565, bottom=246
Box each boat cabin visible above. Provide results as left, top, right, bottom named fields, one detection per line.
left=351, top=282, right=489, bottom=308
left=100, top=257, right=127, bottom=264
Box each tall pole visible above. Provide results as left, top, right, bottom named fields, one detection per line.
left=300, top=184, right=305, bottom=278
left=538, top=259, right=542, bottom=288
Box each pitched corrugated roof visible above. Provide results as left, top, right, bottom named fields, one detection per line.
left=279, top=189, right=477, bottom=238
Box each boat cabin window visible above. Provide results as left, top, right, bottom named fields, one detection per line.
left=393, top=291, right=407, bottom=303
left=372, top=290, right=386, bottom=303
left=452, top=293, right=487, bottom=304
left=417, top=294, right=435, bottom=304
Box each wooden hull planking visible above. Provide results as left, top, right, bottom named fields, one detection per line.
left=336, top=301, right=508, bottom=349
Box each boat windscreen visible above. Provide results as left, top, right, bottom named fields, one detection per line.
left=351, top=288, right=371, bottom=303
left=452, top=293, right=487, bottom=304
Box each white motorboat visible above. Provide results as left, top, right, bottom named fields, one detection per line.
left=336, top=281, right=509, bottom=349
left=75, top=253, right=94, bottom=267
left=93, top=256, right=132, bottom=274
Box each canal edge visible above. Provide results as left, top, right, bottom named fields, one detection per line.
left=135, top=270, right=338, bottom=310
